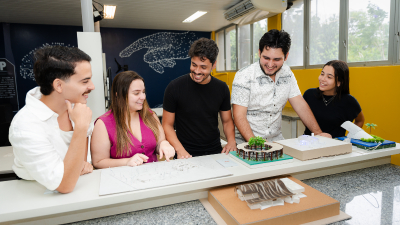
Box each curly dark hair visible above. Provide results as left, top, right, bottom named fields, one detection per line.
left=188, top=38, right=219, bottom=64
left=33, top=46, right=91, bottom=95
left=259, top=29, right=291, bottom=58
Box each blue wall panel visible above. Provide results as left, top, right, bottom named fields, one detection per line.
left=0, top=26, right=4, bottom=58
left=100, top=28, right=210, bottom=107
left=9, top=23, right=82, bottom=107
left=2, top=22, right=210, bottom=109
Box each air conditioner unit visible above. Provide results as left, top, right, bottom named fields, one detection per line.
left=224, top=0, right=288, bottom=25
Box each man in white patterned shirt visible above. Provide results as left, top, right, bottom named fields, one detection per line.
left=232, top=29, right=331, bottom=143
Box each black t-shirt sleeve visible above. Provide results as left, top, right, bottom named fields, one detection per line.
left=346, top=95, right=362, bottom=120
left=220, top=84, right=231, bottom=111
left=163, top=82, right=176, bottom=113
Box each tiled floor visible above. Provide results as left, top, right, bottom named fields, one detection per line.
left=67, top=200, right=216, bottom=225
left=302, top=164, right=400, bottom=225
left=68, top=164, right=400, bottom=225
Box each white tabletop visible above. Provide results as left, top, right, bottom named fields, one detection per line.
left=0, top=146, right=14, bottom=174
left=0, top=145, right=399, bottom=223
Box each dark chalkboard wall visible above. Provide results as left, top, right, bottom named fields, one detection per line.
left=101, top=28, right=210, bottom=107
left=1, top=22, right=210, bottom=109
left=8, top=23, right=82, bottom=107
left=0, top=27, right=5, bottom=58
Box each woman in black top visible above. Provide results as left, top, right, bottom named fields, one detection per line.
left=303, top=60, right=364, bottom=138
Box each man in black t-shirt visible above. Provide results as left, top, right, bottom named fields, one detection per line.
left=162, top=38, right=237, bottom=158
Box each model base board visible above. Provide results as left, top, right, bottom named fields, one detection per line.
left=236, top=178, right=306, bottom=210
left=99, top=156, right=233, bottom=196
left=336, top=137, right=396, bottom=150
left=208, top=176, right=341, bottom=225
left=276, top=136, right=352, bottom=161
left=228, top=151, right=293, bottom=169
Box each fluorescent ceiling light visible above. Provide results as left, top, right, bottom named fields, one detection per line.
left=183, top=11, right=207, bottom=23
left=104, top=5, right=116, bottom=19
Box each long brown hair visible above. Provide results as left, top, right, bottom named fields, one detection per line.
left=317, top=60, right=350, bottom=100
left=110, top=71, right=159, bottom=157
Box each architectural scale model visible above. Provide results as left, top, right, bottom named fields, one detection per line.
left=99, top=156, right=233, bottom=196
left=235, top=142, right=284, bottom=161
left=337, top=135, right=396, bottom=150
left=235, top=178, right=306, bottom=210
left=339, top=121, right=396, bottom=150
left=228, top=137, right=293, bottom=168
left=235, top=136, right=285, bottom=161
left=276, top=135, right=352, bottom=161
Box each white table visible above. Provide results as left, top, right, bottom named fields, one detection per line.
left=1, top=145, right=399, bottom=225
left=0, top=146, right=13, bottom=175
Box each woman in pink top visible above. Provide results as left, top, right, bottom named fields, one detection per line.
left=91, top=71, right=175, bottom=168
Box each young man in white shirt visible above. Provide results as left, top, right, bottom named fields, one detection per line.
left=232, top=29, right=331, bottom=143
left=9, top=46, right=95, bottom=193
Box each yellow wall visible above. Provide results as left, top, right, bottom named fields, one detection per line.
left=268, top=14, right=281, bottom=30
left=212, top=14, right=400, bottom=165
left=293, top=66, right=400, bottom=145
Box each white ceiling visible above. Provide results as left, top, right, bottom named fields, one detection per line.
left=0, top=0, right=244, bottom=32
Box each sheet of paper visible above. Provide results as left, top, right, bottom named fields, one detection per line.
left=216, top=158, right=238, bottom=167
left=341, top=121, right=373, bottom=139
left=99, top=156, right=233, bottom=196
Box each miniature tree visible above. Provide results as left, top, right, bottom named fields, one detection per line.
left=248, top=136, right=266, bottom=149
left=365, top=123, right=377, bottom=134
left=255, top=136, right=266, bottom=149
left=248, top=137, right=256, bottom=148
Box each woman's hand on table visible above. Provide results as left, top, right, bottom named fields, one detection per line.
left=127, top=153, right=149, bottom=167
left=158, top=140, right=175, bottom=162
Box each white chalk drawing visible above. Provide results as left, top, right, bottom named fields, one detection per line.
left=20, top=43, right=74, bottom=81
left=99, top=156, right=233, bottom=196
left=119, top=31, right=197, bottom=74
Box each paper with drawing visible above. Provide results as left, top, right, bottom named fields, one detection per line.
left=99, top=156, right=233, bottom=196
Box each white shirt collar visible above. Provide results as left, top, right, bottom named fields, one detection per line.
left=25, top=87, right=58, bottom=121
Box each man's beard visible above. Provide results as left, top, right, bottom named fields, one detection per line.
left=259, top=61, right=283, bottom=77
left=190, top=70, right=211, bottom=83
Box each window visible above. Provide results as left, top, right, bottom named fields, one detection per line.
left=281, top=0, right=396, bottom=68
left=348, top=0, right=391, bottom=63
left=216, top=30, right=225, bottom=71
left=282, top=0, right=304, bottom=67
left=214, top=0, right=398, bottom=71
left=225, top=25, right=237, bottom=70
left=238, top=24, right=251, bottom=69
left=253, top=18, right=268, bottom=63
left=309, top=0, right=340, bottom=65
left=215, top=18, right=269, bottom=72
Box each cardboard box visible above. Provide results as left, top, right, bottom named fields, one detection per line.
left=275, top=137, right=352, bottom=161
left=208, top=177, right=340, bottom=225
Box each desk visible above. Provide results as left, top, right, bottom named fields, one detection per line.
left=282, top=107, right=305, bottom=139
left=1, top=145, right=399, bottom=225
left=0, top=146, right=13, bottom=175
